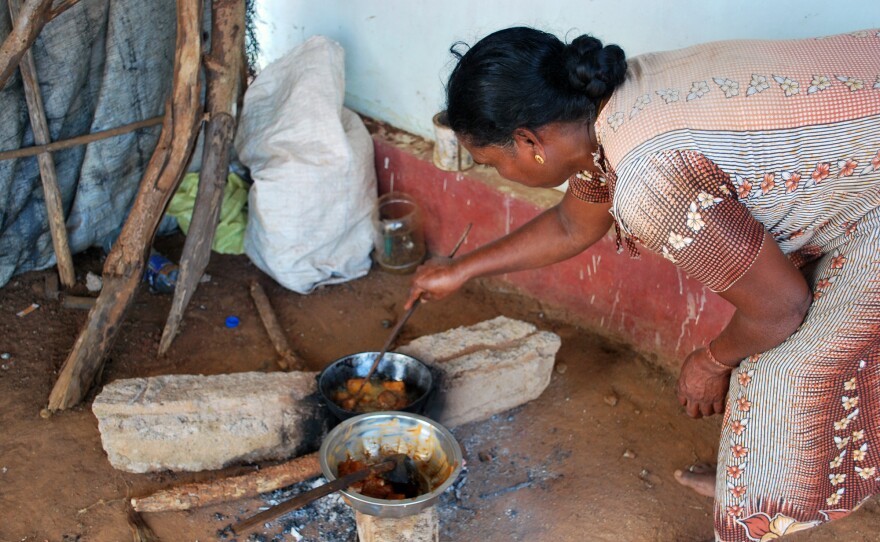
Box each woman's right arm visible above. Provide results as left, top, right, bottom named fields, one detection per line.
left=404, top=191, right=614, bottom=308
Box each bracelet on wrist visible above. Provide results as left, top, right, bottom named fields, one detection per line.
left=706, top=342, right=737, bottom=371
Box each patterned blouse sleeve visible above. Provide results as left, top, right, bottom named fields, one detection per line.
left=614, top=150, right=765, bottom=292
left=567, top=170, right=611, bottom=204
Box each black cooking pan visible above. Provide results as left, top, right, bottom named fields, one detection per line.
left=318, top=351, right=433, bottom=420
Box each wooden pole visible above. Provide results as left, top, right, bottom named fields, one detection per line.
left=249, top=281, right=304, bottom=370
left=131, top=452, right=321, bottom=513
left=9, top=0, right=75, bottom=287
left=47, top=0, right=203, bottom=410
left=0, top=116, right=163, bottom=162
left=158, top=0, right=245, bottom=356
left=0, top=0, right=53, bottom=90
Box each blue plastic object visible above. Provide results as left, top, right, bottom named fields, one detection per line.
left=144, top=251, right=179, bottom=294
left=225, top=316, right=240, bottom=328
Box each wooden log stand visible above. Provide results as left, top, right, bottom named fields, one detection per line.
left=0, top=0, right=83, bottom=91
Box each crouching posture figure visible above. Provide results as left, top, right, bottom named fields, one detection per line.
left=406, top=26, right=880, bottom=541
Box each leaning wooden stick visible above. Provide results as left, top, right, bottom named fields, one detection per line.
left=132, top=452, right=321, bottom=513
left=9, top=0, right=75, bottom=287
left=249, top=281, right=304, bottom=370
left=159, top=0, right=245, bottom=356
left=47, top=0, right=202, bottom=410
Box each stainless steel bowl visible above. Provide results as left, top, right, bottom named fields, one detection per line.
left=319, top=411, right=463, bottom=518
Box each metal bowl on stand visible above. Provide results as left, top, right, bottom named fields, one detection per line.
left=319, top=411, right=463, bottom=518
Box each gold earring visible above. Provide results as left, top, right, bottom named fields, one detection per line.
left=534, top=154, right=544, bottom=165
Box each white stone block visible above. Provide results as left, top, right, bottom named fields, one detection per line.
left=92, top=371, right=328, bottom=473
left=398, top=316, right=560, bottom=427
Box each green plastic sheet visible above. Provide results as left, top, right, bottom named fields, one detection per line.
left=166, top=172, right=249, bottom=255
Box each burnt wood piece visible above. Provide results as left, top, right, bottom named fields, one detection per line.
left=61, top=295, right=96, bottom=310
left=131, top=452, right=321, bottom=512
left=232, top=457, right=397, bottom=534
left=249, top=281, right=304, bottom=370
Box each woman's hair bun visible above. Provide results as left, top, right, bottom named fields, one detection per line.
left=444, top=27, right=627, bottom=147
left=563, top=35, right=627, bottom=100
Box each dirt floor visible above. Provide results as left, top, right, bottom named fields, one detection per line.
left=2, top=234, right=879, bottom=542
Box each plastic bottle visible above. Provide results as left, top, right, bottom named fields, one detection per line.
left=144, top=251, right=179, bottom=294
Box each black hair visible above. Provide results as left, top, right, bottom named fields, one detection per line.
left=446, top=27, right=627, bottom=148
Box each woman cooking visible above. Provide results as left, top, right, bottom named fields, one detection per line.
left=405, top=27, right=880, bottom=541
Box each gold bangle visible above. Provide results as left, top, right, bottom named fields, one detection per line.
left=706, top=342, right=736, bottom=371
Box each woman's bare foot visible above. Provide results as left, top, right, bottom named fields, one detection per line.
left=674, top=462, right=717, bottom=498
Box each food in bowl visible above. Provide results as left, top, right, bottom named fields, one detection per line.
left=320, top=412, right=463, bottom=517
left=337, top=453, right=429, bottom=500
left=318, top=352, right=433, bottom=420
left=332, top=377, right=413, bottom=412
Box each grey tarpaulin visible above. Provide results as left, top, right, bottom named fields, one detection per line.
left=0, top=0, right=177, bottom=287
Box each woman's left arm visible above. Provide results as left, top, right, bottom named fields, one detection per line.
left=712, top=230, right=812, bottom=363
left=677, top=228, right=813, bottom=418
left=676, top=230, right=813, bottom=418
left=610, top=149, right=814, bottom=418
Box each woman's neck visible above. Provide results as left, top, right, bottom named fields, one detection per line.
left=574, top=119, right=602, bottom=175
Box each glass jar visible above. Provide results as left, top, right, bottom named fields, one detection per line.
left=372, top=192, right=426, bottom=274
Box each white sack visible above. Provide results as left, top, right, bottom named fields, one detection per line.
left=235, top=36, right=376, bottom=293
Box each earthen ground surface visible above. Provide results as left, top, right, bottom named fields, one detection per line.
left=1, top=235, right=878, bottom=541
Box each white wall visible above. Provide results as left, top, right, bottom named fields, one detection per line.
left=255, top=0, right=880, bottom=140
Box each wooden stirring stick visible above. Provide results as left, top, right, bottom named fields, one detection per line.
left=351, top=223, right=473, bottom=405
left=231, top=457, right=399, bottom=534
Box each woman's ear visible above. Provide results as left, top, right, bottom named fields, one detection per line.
left=513, top=127, right=544, bottom=156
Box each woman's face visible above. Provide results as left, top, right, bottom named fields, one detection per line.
left=458, top=125, right=591, bottom=189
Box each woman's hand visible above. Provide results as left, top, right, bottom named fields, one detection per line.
left=675, top=348, right=735, bottom=418
left=404, top=257, right=467, bottom=309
